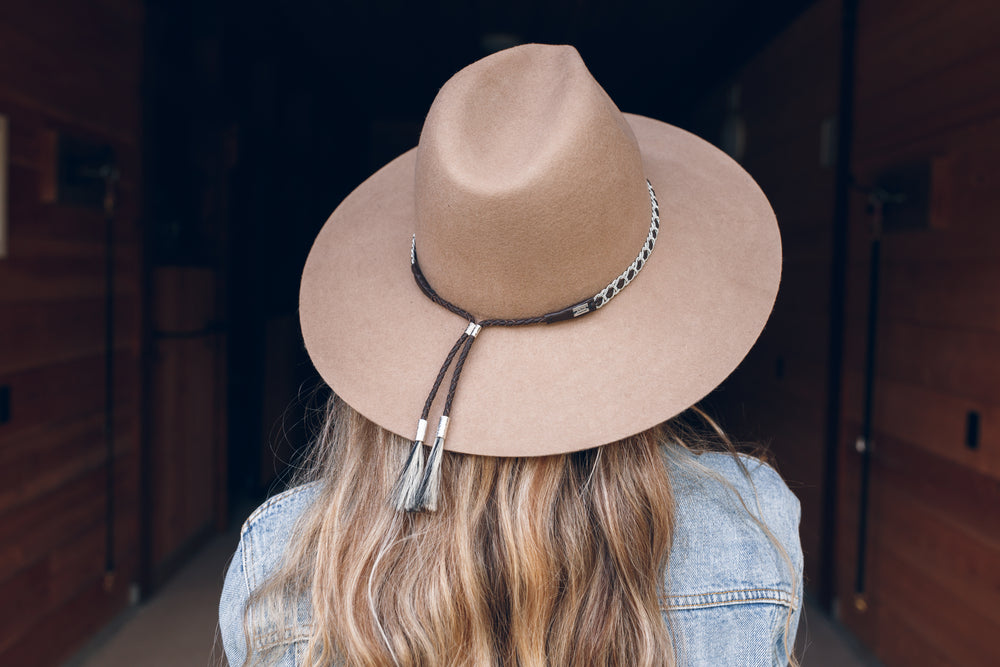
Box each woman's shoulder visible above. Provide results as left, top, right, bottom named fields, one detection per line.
left=664, top=449, right=803, bottom=665
left=666, top=450, right=801, bottom=600
left=667, top=449, right=801, bottom=533
left=222, top=458, right=802, bottom=665
left=220, top=482, right=321, bottom=667
left=233, top=456, right=802, bottom=601
left=670, top=449, right=801, bottom=537
left=239, top=481, right=323, bottom=588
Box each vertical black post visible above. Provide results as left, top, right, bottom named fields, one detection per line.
left=854, top=204, right=882, bottom=599
left=820, top=0, right=860, bottom=610
left=103, top=166, right=120, bottom=588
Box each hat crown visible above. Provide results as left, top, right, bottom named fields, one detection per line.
left=414, top=44, right=650, bottom=319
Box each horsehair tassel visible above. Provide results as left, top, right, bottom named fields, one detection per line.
left=397, top=321, right=482, bottom=512
left=391, top=419, right=428, bottom=511
left=390, top=328, right=469, bottom=512
left=415, top=416, right=449, bottom=511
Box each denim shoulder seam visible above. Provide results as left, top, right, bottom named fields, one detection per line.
left=240, top=481, right=322, bottom=541
left=240, top=481, right=322, bottom=592
left=240, top=527, right=254, bottom=594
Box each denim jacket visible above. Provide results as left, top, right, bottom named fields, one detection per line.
left=220, top=451, right=803, bottom=666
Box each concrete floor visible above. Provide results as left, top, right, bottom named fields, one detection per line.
left=794, top=601, right=881, bottom=667
left=63, top=529, right=238, bottom=667
left=64, top=530, right=878, bottom=667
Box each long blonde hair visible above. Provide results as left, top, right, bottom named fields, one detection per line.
left=239, top=396, right=795, bottom=666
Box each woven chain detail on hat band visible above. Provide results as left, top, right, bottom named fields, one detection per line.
left=392, top=180, right=660, bottom=513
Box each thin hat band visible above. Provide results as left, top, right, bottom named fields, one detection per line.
left=393, top=180, right=661, bottom=512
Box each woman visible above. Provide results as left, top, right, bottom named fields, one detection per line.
left=220, top=44, right=802, bottom=666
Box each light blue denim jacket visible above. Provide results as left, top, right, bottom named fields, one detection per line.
left=220, top=451, right=803, bottom=666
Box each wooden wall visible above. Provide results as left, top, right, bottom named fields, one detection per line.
left=686, top=0, right=842, bottom=601
left=835, top=0, right=1000, bottom=663
left=0, top=2, right=144, bottom=665
left=693, top=0, right=1000, bottom=663
left=147, top=268, right=227, bottom=586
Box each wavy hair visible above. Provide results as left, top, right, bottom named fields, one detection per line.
left=237, top=396, right=797, bottom=666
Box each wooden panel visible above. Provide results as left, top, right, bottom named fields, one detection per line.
left=844, top=371, right=999, bottom=478
left=698, top=5, right=1000, bottom=663
left=874, top=604, right=953, bottom=667
left=853, top=0, right=1000, bottom=156
left=875, top=481, right=1000, bottom=627
left=836, top=426, right=1000, bottom=661
left=147, top=268, right=225, bottom=582
left=1, top=348, right=139, bottom=427
left=0, top=465, right=107, bottom=584
left=0, top=577, right=130, bottom=667
left=0, top=113, right=7, bottom=258
left=874, top=547, right=996, bottom=664
left=0, top=394, right=140, bottom=516
left=0, top=440, right=137, bottom=581
left=691, top=0, right=842, bottom=601
left=843, top=257, right=1000, bottom=332
left=873, top=435, right=1000, bottom=558
left=0, top=4, right=141, bottom=143
left=833, top=1, right=1000, bottom=662
left=149, top=336, right=219, bottom=567
left=875, top=320, right=1000, bottom=405
left=0, top=462, right=139, bottom=656
left=0, top=1, right=144, bottom=664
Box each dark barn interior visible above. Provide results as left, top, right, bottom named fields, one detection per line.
left=1, top=0, right=999, bottom=665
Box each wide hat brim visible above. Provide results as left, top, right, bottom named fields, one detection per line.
left=300, top=114, right=781, bottom=457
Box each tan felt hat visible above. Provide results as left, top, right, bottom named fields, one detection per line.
left=300, top=43, right=781, bottom=461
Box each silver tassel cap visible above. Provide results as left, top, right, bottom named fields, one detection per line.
left=392, top=418, right=427, bottom=512
left=414, top=416, right=449, bottom=511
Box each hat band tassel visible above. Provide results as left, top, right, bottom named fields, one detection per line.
left=392, top=324, right=477, bottom=511
left=413, top=416, right=449, bottom=511
left=394, top=322, right=481, bottom=512
left=391, top=419, right=427, bottom=511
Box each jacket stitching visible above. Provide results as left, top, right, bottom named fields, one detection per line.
left=663, top=587, right=797, bottom=611
left=240, top=482, right=322, bottom=593
left=240, top=481, right=322, bottom=540
left=668, top=586, right=793, bottom=598
left=665, top=598, right=794, bottom=611
left=241, top=493, right=292, bottom=539
left=242, top=524, right=255, bottom=593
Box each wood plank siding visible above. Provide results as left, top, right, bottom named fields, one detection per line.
left=836, top=0, right=1000, bottom=663
left=684, top=0, right=842, bottom=605
left=0, top=1, right=144, bottom=664
left=692, top=0, right=1000, bottom=664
